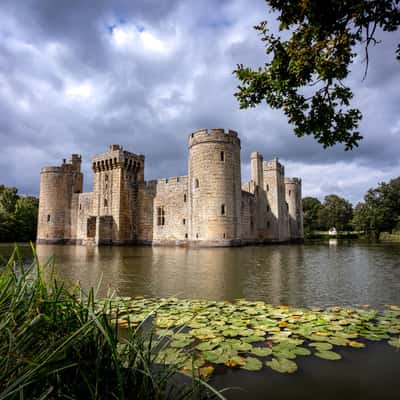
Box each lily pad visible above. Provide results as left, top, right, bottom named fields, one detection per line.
left=309, top=342, right=333, bottom=351
left=241, top=357, right=263, bottom=371
left=388, top=337, right=400, bottom=348
left=266, top=358, right=298, bottom=374
left=251, top=347, right=273, bottom=357
left=292, top=346, right=312, bottom=356
left=315, top=350, right=342, bottom=360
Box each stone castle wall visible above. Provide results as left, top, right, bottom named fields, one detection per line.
left=37, top=128, right=303, bottom=246
left=188, top=129, right=242, bottom=245
left=153, top=176, right=188, bottom=244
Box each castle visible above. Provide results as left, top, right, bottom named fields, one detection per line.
left=37, top=128, right=303, bottom=246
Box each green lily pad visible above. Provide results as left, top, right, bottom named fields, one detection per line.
left=388, top=337, right=400, bottom=348
left=309, top=342, right=333, bottom=351
left=266, top=358, right=298, bottom=374
left=241, top=357, right=263, bottom=371
left=315, top=350, right=342, bottom=360
left=292, top=346, right=312, bottom=356
left=242, top=335, right=266, bottom=343
left=170, top=338, right=193, bottom=348
left=251, top=347, right=273, bottom=357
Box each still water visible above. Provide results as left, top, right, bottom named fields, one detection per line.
left=13, top=241, right=400, bottom=308
left=1, top=241, right=400, bottom=399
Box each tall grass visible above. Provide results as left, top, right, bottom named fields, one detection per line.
left=0, top=245, right=221, bottom=399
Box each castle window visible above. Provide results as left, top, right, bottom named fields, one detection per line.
left=267, top=184, right=269, bottom=192
left=195, top=179, right=199, bottom=189
left=157, top=207, right=165, bottom=226
left=196, top=233, right=199, bottom=239
left=221, top=204, right=225, bottom=215
left=177, top=177, right=180, bottom=182
left=185, top=233, right=188, bottom=238
left=289, top=190, right=291, bottom=196
left=184, top=194, right=187, bottom=202
left=104, top=198, right=108, bottom=207
left=183, top=218, right=186, bottom=225
left=220, top=151, right=224, bottom=161
left=166, top=179, right=168, bottom=183
left=223, top=233, right=226, bottom=239
left=267, top=205, right=270, bottom=212
left=267, top=221, right=270, bottom=228
left=47, top=214, right=51, bottom=223
left=79, top=204, right=82, bottom=210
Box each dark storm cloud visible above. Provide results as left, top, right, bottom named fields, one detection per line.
left=0, top=0, right=399, bottom=203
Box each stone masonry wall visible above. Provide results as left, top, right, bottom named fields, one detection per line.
left=188, top=129, right=241, bottom=244
left=153, top=176, right=188, bottom=243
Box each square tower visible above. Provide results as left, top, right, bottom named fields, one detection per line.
left=92, top=145, right=144, bottom=244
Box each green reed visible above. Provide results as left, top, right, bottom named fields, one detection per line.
left=0, top=245, right=222, bottom=400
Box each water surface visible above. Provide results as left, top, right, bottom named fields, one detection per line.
left=18, top=241, right=400, bottom=308
left=1, top=241, right=400, bottom=399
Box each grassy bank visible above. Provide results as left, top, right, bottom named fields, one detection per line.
left=304, top=231, right=361, bottom=240
left=0, top=246, right=221, bottom=400
left=380, top=232, right=400, bottom=242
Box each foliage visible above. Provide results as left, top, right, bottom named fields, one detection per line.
left=101, top=293, right=400, bottom=378
left=0, top=185, right=38, bottom=242
left=234, top=0, right=400, bottom=149
left=318, top=194, right=353, bottom=231
left=302, top=197, right=322, bottom=233
left=352, top=177, right=400, bottom=240
left=0, top=246, right=220, bottom=400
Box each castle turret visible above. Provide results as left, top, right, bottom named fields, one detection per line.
left=250, top=152, right=263, bottom=187
left=92, top=144, right=145, bottom=244
left=285, top=177, right=304, bottom=240
left=188, top=128, right=241, bottom=245
left=263, top=158, right=289, bottom=241
left=37, top=154, right=82, bottom=243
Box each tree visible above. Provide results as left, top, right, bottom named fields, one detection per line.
left=318, top=194, right=353, bottom=231
left=0, top=185, right=39, bottom=242
left=302, top=196, right=322, bottom=232
left=234, top=0, right=400, bottom=149
left=353, top=177, right=400, bottom=239
left=14, top=196, right=39, bottom=242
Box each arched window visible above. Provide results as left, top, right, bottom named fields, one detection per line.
left=47, top=214, right=51, bottom=223
left=221, top=204, right=225, bottom=215
left=289, top=190, right=291, bottom=196
left=183, top=218, right=186, bottom=225
left=220, top=151, right=224, bottom=161
left=195, top=179, right=199, bottom=188
left=184, top=194, right=187, bottom=202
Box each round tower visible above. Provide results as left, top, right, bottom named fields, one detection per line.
left=37, top=166, right=69, bottom=243
left=188, top=128, right=241, bottom=245
left=284, top=177, right=303, bottom=240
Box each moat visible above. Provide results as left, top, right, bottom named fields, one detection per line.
left=1, top=241, right=399, bottom=307
left=1, top=241, right=400, bottom=399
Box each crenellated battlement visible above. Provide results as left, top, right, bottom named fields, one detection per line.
left=156, top=176, right=188, bottom=185
left=92, top=144, right=145, bottom=172
left=263, top=158, right=284, bottom=174
left=188, top=128, right=240, bottom=148
left=40, top=166, right=64, bottom=174
left=284, top=177, right=301, bottom=185
left=37, top=128, right=303, bottom=246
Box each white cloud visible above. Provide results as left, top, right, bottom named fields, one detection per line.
left=110, top=24, right=170, bottom=54
left=65, top=82, right=93, bottom=99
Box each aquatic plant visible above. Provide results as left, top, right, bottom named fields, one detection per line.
left=0, top=246, right=222, bottom=399
left=101, top=297, right=400, bottom=377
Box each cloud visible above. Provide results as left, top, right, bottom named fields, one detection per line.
left=0, top=0, right=399, bottom=204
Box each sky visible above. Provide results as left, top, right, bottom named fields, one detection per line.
left=0, top=0, right=399, bottom=205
